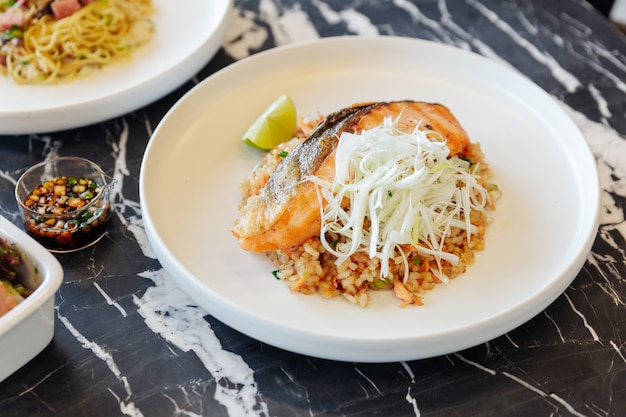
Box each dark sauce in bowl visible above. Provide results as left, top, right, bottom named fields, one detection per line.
left=15, top=158, right=116, bottom=253
left=21, top=176, right=112, bottom=252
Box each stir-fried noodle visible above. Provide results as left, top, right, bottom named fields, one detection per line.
left=0, top=0, right=154, bottom=84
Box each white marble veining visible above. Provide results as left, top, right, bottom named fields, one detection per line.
left=56, top=308, right=144, bottom=417
left=134, top=269, right=270, bottom=417
left=469, top=0, right=582, bottom=92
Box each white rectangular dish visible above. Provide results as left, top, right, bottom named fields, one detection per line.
left=0, top=215, right=63, bottom=383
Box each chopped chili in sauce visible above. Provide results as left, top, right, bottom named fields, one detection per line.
left=24, top=176, right=100, bottom=214
left=21, top=176, right=111, bottom=252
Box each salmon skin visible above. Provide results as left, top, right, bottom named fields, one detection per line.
left=231, top=100, right=470, bottom=253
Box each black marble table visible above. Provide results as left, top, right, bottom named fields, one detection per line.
left=2, top=1, right=626, bottom=416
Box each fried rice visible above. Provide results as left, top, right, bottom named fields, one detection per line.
left=237, top=116, right=500, bottom=308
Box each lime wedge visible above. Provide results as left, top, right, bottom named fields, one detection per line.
left=242, top=94, right=297, bottom=150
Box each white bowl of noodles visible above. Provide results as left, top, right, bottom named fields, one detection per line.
left=0, top=0, right=233, bottom=134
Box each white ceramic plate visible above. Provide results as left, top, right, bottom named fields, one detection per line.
left=140, top=36, right=600, bottom=362
left=0, top=215, right=63, bottom=382
left=0, top=0, right=232, bottom=135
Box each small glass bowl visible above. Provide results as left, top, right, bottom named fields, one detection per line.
left=15, top=157, right=116, bottom=253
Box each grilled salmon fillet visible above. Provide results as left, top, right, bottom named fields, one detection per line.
left=231, top=100, right=470, bottom=253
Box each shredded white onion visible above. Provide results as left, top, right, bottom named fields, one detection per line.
left=307, top=117, right=490, bottom=283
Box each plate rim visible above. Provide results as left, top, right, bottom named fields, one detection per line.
left=140, top=35, right=600, bottom=362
